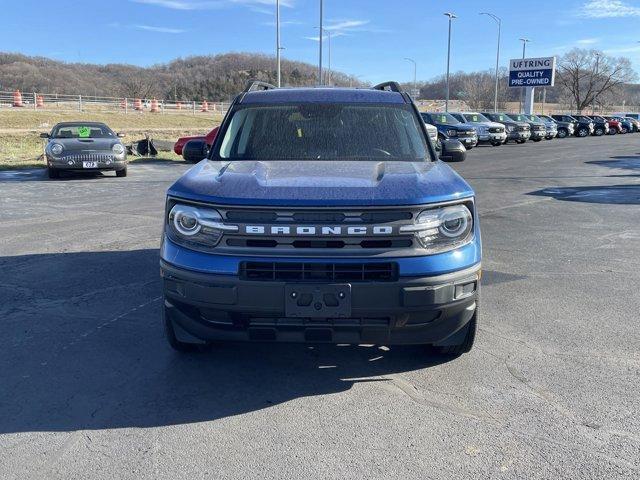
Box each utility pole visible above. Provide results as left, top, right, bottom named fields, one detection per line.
left=519, top=38, right=530, bottom=113
left=480, top=12, right=501, bottom=112
left=444, top=12, right=457, bottom=112
left=276, top=0, right=281, bottom=87
left=404, top=57, right=417, bottom=96
left=318, top=0, right=323, bottom=85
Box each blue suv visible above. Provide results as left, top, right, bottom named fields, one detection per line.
left=161, top=81, right=481, bottom=356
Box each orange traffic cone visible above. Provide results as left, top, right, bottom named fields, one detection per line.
left=150, top=98, right=159, bottom=113
left=201, top=100, right=209, bottom=112
left=12, top=89, right=23, bottom=107
left=36, top=95, right=44, bottom=108
left=133, top=98, right=143, bottom=111
left=120, top=98, right=126, bottom=109
left=176, top=101, right=182, bottom=110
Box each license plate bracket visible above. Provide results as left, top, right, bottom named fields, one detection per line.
left=285, top=284, right=351, bottom=318
left=83, top=161, right=98, bottom=168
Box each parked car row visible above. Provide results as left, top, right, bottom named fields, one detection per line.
left=418, top=110, right=640, bottom=154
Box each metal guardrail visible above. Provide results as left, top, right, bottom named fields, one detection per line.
left=0, top=90, right=231, bottom=116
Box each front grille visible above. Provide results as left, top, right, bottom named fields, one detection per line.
left=240, top=262, right=398, bottom=282
left=488, top=127, right=504, bottom=133
left=517, top=125, right=530, bottom=132
left=216, top=206, right=419, bottom=255
left=458, top=130, right=476, bottom=136
left=533, top=125, right=545, bottom=131
left=63, top=153, right=114, bottom=162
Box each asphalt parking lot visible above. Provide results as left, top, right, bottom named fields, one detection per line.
left=1, top=135, right=639, bottom=479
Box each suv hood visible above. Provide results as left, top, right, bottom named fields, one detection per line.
left=470, top=121, right=504, bottom=129
left=168, top=160, right=474, bottom=207
left=454, top=123, right=477, bottom=133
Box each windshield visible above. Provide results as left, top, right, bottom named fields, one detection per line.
left=217, top=103, right=431, bottom=161
left=462, top=113, right=490, bottom=123
left=424, top=112, right=460, bottom=125
left=485, top=113, right=508, bottom=122
left=526, top=115, right=543, bottom=122
left=51, top=124, right=115, bottom=139
left=508, top=114, right=528, bottom=122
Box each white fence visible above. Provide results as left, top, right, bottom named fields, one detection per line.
left=0, top=90, right=231, bottom=116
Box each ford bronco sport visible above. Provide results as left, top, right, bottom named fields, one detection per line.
left=160, top=81, right=481, bottom=356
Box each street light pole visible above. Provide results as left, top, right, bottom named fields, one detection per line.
left=276, top=0, right=281, bottom=87
left=592, top=52, right=600, bottom=114
left=444, top=12, right=457, bottom=112
left=519, top=37, right=530, bottom=113
left=318, top=0, right=323, bottom=85
left=480, top=12, right=501, bottom=112
left=404, top=57, right=417, bottom=96
left=326, top=30, right=331, bottom=85
left=316, top=27, right=331, bottom=85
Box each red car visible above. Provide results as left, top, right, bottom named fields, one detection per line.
left=173, top=127, right=219, bottom=156
left=595, top=116, right=622, bottom=135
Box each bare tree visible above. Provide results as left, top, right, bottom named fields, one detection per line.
left=557, top=48, right=636, bottom=113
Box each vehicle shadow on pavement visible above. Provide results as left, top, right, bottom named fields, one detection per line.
left=585, top=156, right=640, bottom=177
left=0, top=249, right=452, bottom=434
left=527, top=185, right=640, bottom=205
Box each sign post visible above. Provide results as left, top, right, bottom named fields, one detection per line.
left=509, top=56, right=555, bottom=114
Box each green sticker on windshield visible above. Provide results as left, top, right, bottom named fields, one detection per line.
left=440, top=115, right=447, bottom=123
left=78, top=126, right=90, bottom=138
left=472, top=115, right=478, bottom=122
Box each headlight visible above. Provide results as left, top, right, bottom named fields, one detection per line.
left=400, top=203, right=473, bottom=253
left=112, top=143, right=125, bottom=155
left=166, top=202, right=236, bottom=251
left=447, top=129, right=458, bottom=137
left=50, top=143, right=63, bottom=155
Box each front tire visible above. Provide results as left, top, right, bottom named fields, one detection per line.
left=556, top=128, right=568, bottom=138
left=594, top=127, right=605, bottom=136
left=609, top=128, right=618, bottom=135
left=47, top=168, right=59, bottom=179
left=577, top=127, right=589, bottom=137
left=516, top=139, right=526, bottom=144
left=621, top=127, right=629, bottom=134
left=532, top=138, right=542, bottom=142
left=491, top=141, right=502, bottom=146
left=116, top=167, right=127, bottom=177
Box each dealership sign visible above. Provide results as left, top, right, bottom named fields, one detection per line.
left=509, top=56, right=556, bottom=87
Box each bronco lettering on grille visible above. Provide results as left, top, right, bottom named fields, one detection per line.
left=244, top=225, right=395, bottom=235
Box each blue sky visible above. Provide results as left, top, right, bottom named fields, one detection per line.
left=1, top=0, right=639, bottom=84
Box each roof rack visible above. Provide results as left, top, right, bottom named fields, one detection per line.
left=242, top=80, right=277, bottom=94
left=371, top=81, right=403, bottom=93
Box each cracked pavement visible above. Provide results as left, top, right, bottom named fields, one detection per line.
left=0, top=136, right=639, bottom=479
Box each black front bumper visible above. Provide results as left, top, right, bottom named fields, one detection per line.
left=161, top=260, right=480, bottom=345
left=47, top=157, right=126, bottom=171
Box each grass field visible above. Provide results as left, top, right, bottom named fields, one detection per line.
left=0, top=110, right=223, bottom=169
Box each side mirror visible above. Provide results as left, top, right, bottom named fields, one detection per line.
left=439, top=138, right=466, bottom=163
left=182, top=139, right=209, bottom=163
left=40, top=132, right=50, bottom=138
left=117, top=132, right=125, bottom=138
